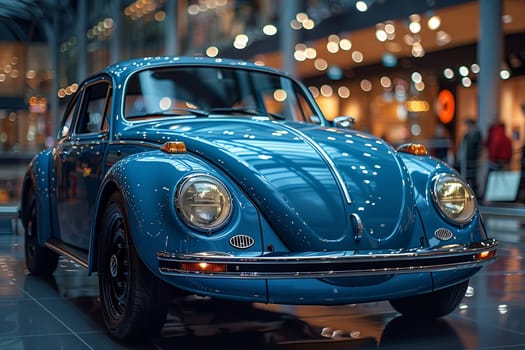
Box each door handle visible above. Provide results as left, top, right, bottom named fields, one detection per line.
left=60, top=149, right=72, bottom=159
left=351, top=213, right=363, bottom=241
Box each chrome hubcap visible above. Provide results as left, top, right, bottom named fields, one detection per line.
left=110, top=255, right=118, bottom=278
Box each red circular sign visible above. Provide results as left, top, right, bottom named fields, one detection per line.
left=437, top=89, right=455, bottom=124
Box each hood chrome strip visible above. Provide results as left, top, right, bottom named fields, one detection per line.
left=276, top=123, right=352, bottom=204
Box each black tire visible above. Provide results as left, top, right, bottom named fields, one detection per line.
left=389, top=280, right=469, bottom=319
left=24, top=188, right=59, bottom=275
left=98, top=192, right=169, bottom=341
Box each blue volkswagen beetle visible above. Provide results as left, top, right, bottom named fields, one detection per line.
left=20, top=56, right=497, bottom=341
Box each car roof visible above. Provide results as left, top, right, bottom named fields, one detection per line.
left=102, top=56, right=288, bottom=81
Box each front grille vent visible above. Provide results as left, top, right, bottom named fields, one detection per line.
left=229, top=235, right=255, bottom=249
left=434, top=228, right=454, bottom=241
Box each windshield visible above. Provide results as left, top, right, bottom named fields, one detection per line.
left=124, top=66, right=320, bottom=123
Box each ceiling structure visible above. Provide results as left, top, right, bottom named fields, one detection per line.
left=0, top=0, right=524, bottom=83
left=231, top=0, right=525, bottom=83
left=0, top=0, right=46, bottom=42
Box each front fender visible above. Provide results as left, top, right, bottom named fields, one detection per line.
left=88, top=150, right=264, bottom=280
left=399, top=154, right=486, bottom=247
left=20, top=150, right=56, bottom=246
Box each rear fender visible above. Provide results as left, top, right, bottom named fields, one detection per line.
left=20, top=150, right=56, bottom=246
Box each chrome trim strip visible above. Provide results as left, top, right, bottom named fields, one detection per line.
left=45, top=242, right=89, bottom=269
left=277, top=123, right=352, bottom=204
left=157, top=239, right=497, bottom=279
left=110, top=140, right=160, bottom=149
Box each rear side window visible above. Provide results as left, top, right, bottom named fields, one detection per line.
left=76, top=81, right=112, bottom=135
left=58, top=94, right=79, bottom=139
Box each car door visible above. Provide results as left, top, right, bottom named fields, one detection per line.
left=54, top=76, right=112, bottom=250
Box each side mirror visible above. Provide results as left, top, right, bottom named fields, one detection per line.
left=333, top=116, right=355, bottom=129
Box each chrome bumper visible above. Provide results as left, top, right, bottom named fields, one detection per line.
left=157, top=238, right=498, bottom=279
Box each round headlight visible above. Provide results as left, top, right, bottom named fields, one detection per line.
left=432, top=174, right=476, bottom=224
left=176, top=174, right=232, bottom=231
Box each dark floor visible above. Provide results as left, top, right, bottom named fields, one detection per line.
left=0, top=208, right=524, bottom=350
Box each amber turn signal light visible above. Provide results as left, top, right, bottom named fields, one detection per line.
left=179, top=262, right=227, bottom=273
left=476, top=250, right=496, bottom=261
left=397, top=143, right=428, bottom=156
left=161, top=141, right=187, bottom=153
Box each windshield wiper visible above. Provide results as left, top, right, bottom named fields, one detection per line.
left=128, top=107, right=209, bottom=119
left=209, top=107, right=286, bottom=120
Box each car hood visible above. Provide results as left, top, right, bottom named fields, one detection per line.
left=122, top=119, right=417, bottom=251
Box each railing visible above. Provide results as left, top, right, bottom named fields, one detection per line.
left=0, top=206, right=19, bottom=235
left=479, top=203, right=525, bottom=218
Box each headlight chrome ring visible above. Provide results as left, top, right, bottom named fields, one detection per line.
left=432, top=174, right=476, bottom=225
left=175, top=174, right=232, bottom=232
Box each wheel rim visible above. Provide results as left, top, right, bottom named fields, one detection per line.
left=105, top=214, right=130, bottom=319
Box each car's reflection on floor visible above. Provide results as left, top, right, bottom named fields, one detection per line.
left=157, top=296, right=465, bottom=350
left=16, top=269, right=465, bottom=350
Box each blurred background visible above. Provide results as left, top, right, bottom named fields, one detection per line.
left=0, top=0, right=524, bottom=206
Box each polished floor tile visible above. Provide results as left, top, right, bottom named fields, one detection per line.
left=0, top=212, right=524, bottom=349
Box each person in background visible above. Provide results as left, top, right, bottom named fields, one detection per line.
left=485, top=120, right=512, bottom=170
left=483, top=120, right=515, bottom=202
left=458, top=118, right=482, bottom=196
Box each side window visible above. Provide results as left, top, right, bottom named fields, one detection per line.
left=102, top=94, right=112, bottom=132
left=58, top=94, right=79, bottom=139
left=76, top=80, right=111, bottom=134
left=296, top=93, right=317, bottom=123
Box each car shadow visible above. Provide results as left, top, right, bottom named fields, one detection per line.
left=378, top=315, right=465, bottom=350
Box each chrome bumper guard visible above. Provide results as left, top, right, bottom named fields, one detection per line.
left=157, top=239, right=498, bottom=279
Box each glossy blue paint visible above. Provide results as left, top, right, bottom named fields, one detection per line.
left=20, top=56, right=497, bottom=310
left=173, top=276, right=268, bottom=303
left=21, top=150, right=55, bottom=246
left=98, top=150, right=266, bottom=275
left=399, top=153, right=486, bottom=247
left=116, top=118, right=421, bottom=252
left=266, top=273, right=435, bottom=305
